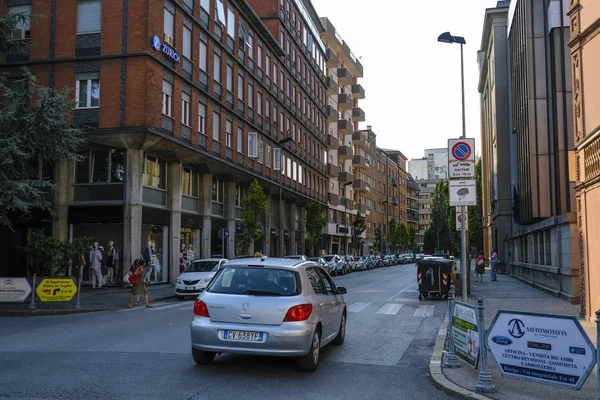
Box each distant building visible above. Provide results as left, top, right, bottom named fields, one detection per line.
left=408, top=158, right=428, bottom=181
left=408, top=148, right=448, bottom=181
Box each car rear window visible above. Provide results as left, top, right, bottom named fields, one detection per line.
left=206, top=267, right=299, bottom=296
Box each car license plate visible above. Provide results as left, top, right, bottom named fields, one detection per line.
left=223, top=330, right=262, bottom=341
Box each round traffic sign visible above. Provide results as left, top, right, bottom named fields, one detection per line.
left=457, top=214, right=462, bottom=223
left=452, top=142, right=472, bottom=161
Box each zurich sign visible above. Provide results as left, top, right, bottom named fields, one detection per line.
left=151, top=35, right=180, bottom=63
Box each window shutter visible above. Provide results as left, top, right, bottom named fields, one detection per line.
left=77, top=0, right=102, bottom=34
left=163, top=80, right=173, bottom=96
left=183, top=26, right=192, bottom=59
left=164, top=8, right=174, bottom=39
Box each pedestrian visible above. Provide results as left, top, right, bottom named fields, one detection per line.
left=129, top=259, right=142, bottom=305
left=475, top=251, right=486, bottom=283
left=254, top=251, right=262, bottom=257
left=490, top=248, right=498, bottom=281
left=90, top=244, right=103, bottom=289
left=127, top=260, right=152, bottom=308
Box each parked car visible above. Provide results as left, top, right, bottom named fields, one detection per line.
left=175, top=258, right=229, bottom=299
left=390, top=255, right=398, bottom=265
left=308, top=257, right=330, bottom=273
left=382, top=255, right=393, bottom=266
left=284, top=255, right=308, bottom=261
left=322, top=254, right=344, bottom=276
left=190, top=257, right=347, bottom=372
left=354, top=256, right=369, bottom=271
left=343, top=255, right=355, bottom=272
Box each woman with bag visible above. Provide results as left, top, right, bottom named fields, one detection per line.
left=475, top=251, right=486, bottom=283
left=127, top=260, right=152, bottom=308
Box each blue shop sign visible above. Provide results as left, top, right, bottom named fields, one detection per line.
left=151, top=35, right=180, bottom=63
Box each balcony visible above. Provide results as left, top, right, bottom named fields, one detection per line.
left=327, top=163, right=339, bottom=178
left=326, top=48, right=338, bottom=69
left=341, top=197, right=355, bottom=210
left=337, top=119, right=352, bottom=136
left=337, top=93, right=352, bottom=112
left=337, top=145, right=353, bottom=160
left=352, top=154, right=368, bottom=169
left=352, top=107, right=365, bottom=122
left=389, top=196, right=400, bottom=205
left=327, top=105, right=337, bottom=123
left=388, top=176, right=399, bottom=187
left=326, top=133, right=339, bottom=149
left=337, top=67, right=353, bottom=86
left=338, top=171, right=353, bottom=183
left=357, top=203, right=367, bottom=214
left=326, top=76, right=337, bottom=96
left=328, top=192, right=340, bottom=206
left=352, top=131, right=367, bottom=146
left=354, top=178, right=368, bottom=192
left=351, top=84, right=365, bottom=100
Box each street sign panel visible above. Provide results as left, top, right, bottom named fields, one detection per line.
left=449, top=180, right=477, bottom=206
left=456, top=211, right=469, bottom=231
left=486, top=310, right=596, bottom=390
left=448, top=138, right=476, bottom=178
left=0, top=277, right=32, bottom=302
left=217, top=227, right=229, bottom=240
left=36, top=278, right=77, bottom=302
left=452, top=301, right=480, bottom=368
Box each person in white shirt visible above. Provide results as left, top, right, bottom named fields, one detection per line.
left=90, top=244, right=104, bottom=289
left=490, top=248, right=498, bottom=282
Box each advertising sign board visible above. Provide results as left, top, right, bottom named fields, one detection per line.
left=36, top=278, right=78, bottom=302
left=0, top=278, right=32, bottom=302
left=486, top=310, right=596, bottom=390
left=452, top=301, right=480, bottom=368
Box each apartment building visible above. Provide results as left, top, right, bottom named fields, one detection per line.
left=406, top=174, right=420, bottom=242
left=416, top=179, right=438, bottom=251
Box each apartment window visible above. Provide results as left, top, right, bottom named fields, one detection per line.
left=215, top=0, right=226, bottom=26
left=237, top=73, right=243, bottom=100
left=273, top=105, right=277, bottom=124
left=266, top=54, right=271, bottom=77
left=247, top=82, right=253, bottom=108
left=266, top=97, right=270, bottom=120
left=257, top=91, right=262, bottom=115
left=198, top=103, right=206, bottom=135
left=212, top=177, right=224, bottom=203
left=293, top=161, right=297, bottom=181
left=279, top=30, right=284, bottom=46
left=75, top=73, right=100, bottom=109
left=227, top=7, right=235, bottom=38
left=257, top=42, right=263, bottom=69
left=286, top=39, right=290, bottom=55
left=182, top=167, right=199, bottom=197
left=273, top=62, right=277, bottom=85
left=162, top=80, right=172, bottom=116
left=237, top=127, right=243, bottom=153
left=181, top=92, right=190, bottom=126
left=9, top=5, right=31, bottom=39
left=279, top=70, right=284, bottom=88
left=163, top=8, right=174, bottom=42
left=226, top=64, right=233, bottom=92
left=257, top=137, right=263, bottom=164
left=280, top=112, right=284, bottom=133
left=266, top=145, right=271, bottom=168
left=200, top=0, right=211, bottom=11
left=143, top=155, right=166, bottom=189
left=76, top=149, right=125, bottom=184
left=212, top=111, right=220, bottom=141
left=183, top=26, right=192, bottom=59
left=226, top=120, right=232, bottom=148
left=248, top=34, right=254, bottom=59
left=199, top=41, right=207, bottom=72
left=77, top=0, right=101, bottom=34
left=213, top=52, right=221, bottom=82
left=273, top=148, right=282, bottom=170
left=286, top=78, right=290, bottom=97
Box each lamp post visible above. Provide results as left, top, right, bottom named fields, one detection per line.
left=438, top=31, right=468, bottom=301
left=275, top=136, right=295, bottom=257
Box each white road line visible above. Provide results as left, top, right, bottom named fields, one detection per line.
left=413, top=305, right=435, bottom=318
left=376, top=303, right=403, bottom=315
left=347, top=302, right=371, bottom=313
left=386, top=282, right=418, bottom=302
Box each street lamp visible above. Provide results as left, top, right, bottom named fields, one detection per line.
left=438, top=31, right=468, bottom=301
left=275, top=136, right=295, bottom=257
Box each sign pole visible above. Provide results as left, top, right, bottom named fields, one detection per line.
left=28, top=274, right=36, bottom=311
left=596, top=309, right=600, bottom=400
left=75, top=264, right=83, bottom=309
left=444, top=281, right=460, bottom=368
left=475, top=298, right=495, bottom=393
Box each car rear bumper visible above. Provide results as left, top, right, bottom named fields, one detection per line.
left=190, top=317, right=314, bottom=356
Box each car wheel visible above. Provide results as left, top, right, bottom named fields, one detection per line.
left=333, top=312, right=346, bottom=345
left=298, top=329, right=321, bottom=372
left=192, top=348, right=216, bottom=365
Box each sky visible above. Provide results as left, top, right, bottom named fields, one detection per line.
left=311, top=0, right=500, bottom=160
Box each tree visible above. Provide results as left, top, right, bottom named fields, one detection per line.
left=398, top=222, right=409, bottom=253
left=388, top=218, right=399, bottom=253
left=305, top=199, right=327, bottom=256
left=373, top=227, right=382, bottom=254
left=0, top=13, right=85, bottom=229
left=408, top=225, right=416, bottom=253
left=423, top=228, right=435, bottom=254
left=352, top=211, right=366, bottom=256
left=430, top=180, right=452, bottom=253
left=239, top=179, right=267, bottom=255
left=24, top=231, right=92, bottom=276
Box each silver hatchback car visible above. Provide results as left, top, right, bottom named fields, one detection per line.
left=190, top=257, right=347, bottom=371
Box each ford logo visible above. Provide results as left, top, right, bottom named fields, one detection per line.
left=492, top=336, right=512, bottom=345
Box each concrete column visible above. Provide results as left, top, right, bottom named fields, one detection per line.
left=290, top=203, right=298, bottom=254
left=299, top=206, right=306, bottom=255
left=169, top=163, right=182, bottom=284
left=53, top=161, right=72, bottom=241
left=264, top=195, right=272, bottom=256
left=123, top=149, right=144, bottom=279
left=225, top=181, right=236, bottom=260
left=199, top=173, right=212, bottom=258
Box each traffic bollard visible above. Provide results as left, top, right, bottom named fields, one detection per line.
left=444, top=281, right=460, bottom=368
left=476, top=298, right=495, bottom=393
left=28, top=274, right=36, bottom=311
left=596, top=310, right=600, bottom=400
left=75, top=266, right=83, bottom=309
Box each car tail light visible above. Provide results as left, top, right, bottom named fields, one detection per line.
left=283, top=304, right=313, bottom=322
left=194, top=300, right=210, bottom=317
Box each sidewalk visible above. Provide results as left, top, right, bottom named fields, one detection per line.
left=0, top=284, right=177, bottom=316
left=431, top=270, right=597, bottom=400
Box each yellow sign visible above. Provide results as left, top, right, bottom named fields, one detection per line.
left=36, top=278, right=77, bottom=302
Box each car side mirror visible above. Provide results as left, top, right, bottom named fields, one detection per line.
left=337, top=287, right=347, bottom=295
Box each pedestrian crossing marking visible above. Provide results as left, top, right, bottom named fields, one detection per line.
left=376, top=303, right=403, bottom=315
left=413, top=305, right=435, bottom=318
left=347, top=302, right=371, bottom=313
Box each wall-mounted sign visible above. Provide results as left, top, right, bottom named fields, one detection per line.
left=151, top=35, right=181, bottom=63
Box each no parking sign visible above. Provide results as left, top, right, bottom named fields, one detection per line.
left=448, top=138, right=476, bottom=178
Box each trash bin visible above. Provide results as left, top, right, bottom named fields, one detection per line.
left=417, top=259, right=454, bottom=301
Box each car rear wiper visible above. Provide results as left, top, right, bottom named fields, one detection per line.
left=245, top=289, right=282, bottom=296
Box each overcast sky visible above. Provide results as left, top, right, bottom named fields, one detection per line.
left=311, top=0, right=500, bottom=160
